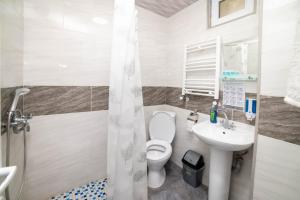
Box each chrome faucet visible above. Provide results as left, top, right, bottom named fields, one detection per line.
left=10, top=110, right=32, bottom=133
left=217, top=107, right=232, bottom=129
left=5, top=88, right=33, bottom=134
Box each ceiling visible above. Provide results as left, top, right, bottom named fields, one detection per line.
left=136, top=0, right=199, bottom=18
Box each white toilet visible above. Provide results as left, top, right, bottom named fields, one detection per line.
left=146, top=111, right=176, bottom=188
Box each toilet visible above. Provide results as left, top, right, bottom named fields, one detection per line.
left=146, top=111, right=176, bottom=188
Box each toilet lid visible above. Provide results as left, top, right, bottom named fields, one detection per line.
left=149, top=112, right=175, bottom=143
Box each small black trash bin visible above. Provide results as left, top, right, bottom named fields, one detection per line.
left=182, top=150, right=205, bottom=188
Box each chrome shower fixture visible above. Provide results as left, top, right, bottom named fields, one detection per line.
left=9, top=88, right=30, bottom=113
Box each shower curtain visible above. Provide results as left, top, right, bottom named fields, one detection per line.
left=285, top=2, right=300, bottom=107
left=107, top=0, right=147, bottom=199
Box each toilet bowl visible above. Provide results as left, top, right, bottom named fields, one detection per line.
left=147, top=111, right=176, bottom=188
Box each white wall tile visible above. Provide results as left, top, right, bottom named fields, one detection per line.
left=260, top=0, right=299, bottom=96
left=22, top=111, right=108, bottom=200
left=253, top=135, right=300, bottom=200
left=23, top=1, right=169, bottom=86
left=0, top=0, right=24, bottom=88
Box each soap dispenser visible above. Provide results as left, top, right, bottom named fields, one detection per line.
left=210, top=101, right=218, bottom=123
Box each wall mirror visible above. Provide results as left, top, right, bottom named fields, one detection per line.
left=222, top=39, right=258, bottom=81
left=209, top=0, right=256, bottom=27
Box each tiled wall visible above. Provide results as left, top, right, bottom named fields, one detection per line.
left=166, top=0, right=259, bottom=91
left=260, top=0, right=299, bottom=97
left=0, top=0, right=24, bottom=88
left=253, top=0, right=300, bottom=200
left=253, top=135, right=300, bottom=200
left=23, top=0, right=169, bottom=87
left=1, top=86, right=255, bottom=125
left=258, top=96, right=300, bottom=145
left=256, top=0, right=300, bottom=146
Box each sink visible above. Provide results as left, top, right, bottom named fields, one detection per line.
left=0, top=166, right=17, bottom=194
left=192, top=120, right=254, bottom=151
left=192, top=119, right=255, bottom=200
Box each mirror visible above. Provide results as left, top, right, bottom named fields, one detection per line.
left=223, top=39, right=258, bottom=79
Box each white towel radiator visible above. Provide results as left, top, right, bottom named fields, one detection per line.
left=182, top=36, right=221, bottom=99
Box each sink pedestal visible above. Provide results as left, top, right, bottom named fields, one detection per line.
left=209, top=148, right=233, bottom=200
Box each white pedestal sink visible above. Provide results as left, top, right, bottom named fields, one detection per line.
left=192, top=120, right=254, bottom=200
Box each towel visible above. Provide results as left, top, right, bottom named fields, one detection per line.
left=285, top=8, right=300, bottom=107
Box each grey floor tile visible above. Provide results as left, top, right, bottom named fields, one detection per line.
left=148, top=162, right=208, bottom=200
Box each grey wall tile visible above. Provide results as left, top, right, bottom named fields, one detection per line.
left=166, top=87, right=186, bottom=109
left=23, top=86, right=91, bottom=116
left=166, top=87, right=214, bottom=114
left=91, top=86, right=109, bottom=111
left=142, top=87, right=167, bottom=106
left=185, top=95, right=214, bottom=115
left=258, top=96, right=300, bottom=145
left=0, top=85, right=257, bottom=131
left=166, top=87, right=257, bottom=125
left=232, top=110, right=255, bottom=126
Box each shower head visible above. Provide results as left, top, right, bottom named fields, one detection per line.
left=15, top=88, right=30, bottom=97
left=9, top=88, right=30, bottom=112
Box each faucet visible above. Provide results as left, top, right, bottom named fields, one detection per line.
left=217, top=107, right=231, bottom=129
left=6, top=88, right=32, bottom=134
left=10, top=110, right=32, bottom=133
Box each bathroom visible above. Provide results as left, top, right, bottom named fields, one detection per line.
left=0, top=0, right=299, bottom=200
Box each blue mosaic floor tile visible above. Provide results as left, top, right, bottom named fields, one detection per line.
left=50, top=178, right=107, bottom=200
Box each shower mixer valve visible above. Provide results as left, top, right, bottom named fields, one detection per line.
left=10, top=110, right=32, bottom=133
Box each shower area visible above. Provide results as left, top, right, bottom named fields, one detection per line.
left=0, top=0, right=157, bottom=199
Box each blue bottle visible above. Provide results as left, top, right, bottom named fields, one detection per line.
left=210, top=101, right=218, bottom=123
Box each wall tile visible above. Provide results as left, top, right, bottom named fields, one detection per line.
left=253, top=135, right=300, bottom=200
left=166, top=87, right=185, bottom=109
left=1, top=85, right=257, bottom=127
left=258, top=96, right=300, bottom=145
left=166, top=0, right=259, bottom=88
left=21, top=111, right=108, bottom=200
left=23, top=1, right=169, bottom=87
left=142, top=86, right=167, bottom=106
left=91, top=86, right=109, bottom=111
left=23, top=86, right=91, bottom=116
left=185, top=95, right=214, bottom=115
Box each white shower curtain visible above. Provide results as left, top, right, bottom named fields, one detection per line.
left=107, top=0, right=147, bottom=199
left=285, top=2, right=300, bottom=107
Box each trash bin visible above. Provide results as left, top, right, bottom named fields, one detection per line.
left=182, top=150, right=205, bottom=188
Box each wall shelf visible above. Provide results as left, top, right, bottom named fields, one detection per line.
left=222, top=74, right=257, bottom=81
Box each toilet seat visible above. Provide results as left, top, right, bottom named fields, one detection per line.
left=149, top=112, right=176, bottom=143
left=146, top=140, right=172, bottom=161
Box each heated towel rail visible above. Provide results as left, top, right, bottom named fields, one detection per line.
left=182, top=36, right=221, bottom=99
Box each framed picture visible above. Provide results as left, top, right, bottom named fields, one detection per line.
left=208, top=0, right=256, bottom=27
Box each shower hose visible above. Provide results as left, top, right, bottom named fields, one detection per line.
left=5, top=115, right=27, bottom=200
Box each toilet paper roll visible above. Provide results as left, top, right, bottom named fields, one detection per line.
left=187, top=120, right=195, bottom=132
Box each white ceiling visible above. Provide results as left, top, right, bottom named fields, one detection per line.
left=136, top=0, right=199, bottom=18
